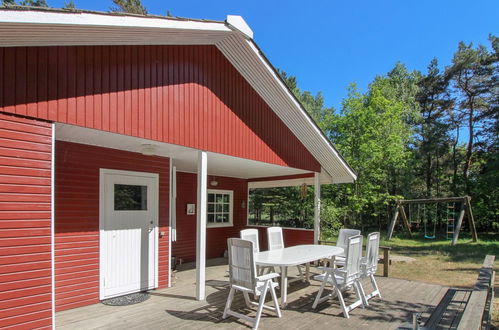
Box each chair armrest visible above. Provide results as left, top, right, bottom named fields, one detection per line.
left=256, top=272, right=280, bottom=281
left=317, top=266, right=346, bottom=276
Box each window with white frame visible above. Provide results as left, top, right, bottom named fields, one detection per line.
left=207, top=189, right=233, bottom=227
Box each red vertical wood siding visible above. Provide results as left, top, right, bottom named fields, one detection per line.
left=55, top=141, right=170, bottom=311
left=0, top=113, right=53, bottom=329
left=0, top=45, right=320, bottom=173
left=172, top=172, right=248, bottom=262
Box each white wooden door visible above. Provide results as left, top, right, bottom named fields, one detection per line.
left=100, top=169, right=159, bottom=299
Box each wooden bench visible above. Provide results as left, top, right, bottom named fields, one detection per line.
left=414, top=254, right=496, bottom=330
left=318, top=240, right=391, bottom=277
left=455, top=254, right=495, bottom=330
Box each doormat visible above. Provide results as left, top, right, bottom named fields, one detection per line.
left=101, top=292, right=150, bottom=306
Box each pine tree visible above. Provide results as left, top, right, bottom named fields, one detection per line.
left=20, top=0, right=48, bottom=6
left=63, top=0, right=75, bottom=9
left=2, top=0, right=17, bottom=6
left=446, top=40, right=497, bottom=194
left=415, top=58, right=454, bottom=197
left=111, top=0, right=147, bottom=15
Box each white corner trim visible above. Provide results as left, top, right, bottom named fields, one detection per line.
left=168, top=160, right=172, bottom=288
left=226, top=15, right=253, bottom=39
left=50, top=123, right=55, bottom=330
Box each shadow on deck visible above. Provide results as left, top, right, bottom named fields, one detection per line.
left=56, top=258, right=450, bottom=329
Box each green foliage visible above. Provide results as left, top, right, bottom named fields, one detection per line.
left=20, top=0, right=48, bottom=6
left=248, top=186, right=314, bottom=229
left=279, top=69, right=335, bottom=133
left=2, top=0, right=16, bottom=6
left=278, top=35, right=497, bottom=234
left=63, top=0, right=75, bottom=9
left=111, top=0, right=147, bottom=15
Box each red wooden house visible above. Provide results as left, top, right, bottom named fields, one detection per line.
left=0, top=8, right=356, bottom=329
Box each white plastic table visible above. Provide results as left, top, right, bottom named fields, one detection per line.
left=255, top=244, right=344, bottom=307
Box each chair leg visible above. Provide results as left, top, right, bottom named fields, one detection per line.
left=296, top=265, right=305, bottom=282
left=370, top=274, right=381, bottom=299
left=269, top=282, right=282, bottom=318
left=312, top=273, right=330, bottom=309
left=223, top=287, right=236, bottom=319
left=242, top=291, right=252, bottom=308
left=335, top=285, right=349, bottom=319
left=253, top=281, right=269, bottom=330
left=355, top=280, right=369, bottom=307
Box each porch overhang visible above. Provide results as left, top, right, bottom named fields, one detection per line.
left=55, top=123, right=329, bottom=181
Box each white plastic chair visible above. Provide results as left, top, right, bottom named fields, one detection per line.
left=359, top=232, right=381, bottom=303
left=241, top=229, right=261, bottom=253
left=266, top=227, right=284, bottom=250
left=312, top=234, right=367, bottom=318
left=266, top=227, right=305, bottom=281
left=223, top=238, right=281, bottom=330
left=241, top=229, right=273, bottom=275
left=333, top=228, right=361, bottom=267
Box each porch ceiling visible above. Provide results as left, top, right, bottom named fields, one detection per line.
left=55, top=123, right=332, bottom=181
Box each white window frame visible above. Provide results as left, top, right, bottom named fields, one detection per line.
left=207, top=189, right=233, bottom=228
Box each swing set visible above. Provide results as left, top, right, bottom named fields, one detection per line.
left=387, top=196, right=478, bottom=245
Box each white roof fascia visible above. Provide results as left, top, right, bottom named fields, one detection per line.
left=0, top=10, right=230, bottom=31
left=226, top=15, right=253, bottom=39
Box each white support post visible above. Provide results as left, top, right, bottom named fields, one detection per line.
left=314, top=172, right=321, bottom=245
left=196, top=151, right=207, bottom=300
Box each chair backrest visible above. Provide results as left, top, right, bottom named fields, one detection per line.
left=267, top=227, right=284, bottom=250
left=227, top=238, right=257, bottom=290
left=337, top=228, right=361, bottom=249
left=240, top=229, right=260, bottom=253
left=344, top=234, right=363, bottom=282
left=365, top=232, right=380, bottom=274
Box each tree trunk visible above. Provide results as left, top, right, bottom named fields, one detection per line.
left=463, top=101, right=474, bottom=195
left=452, top=125, right=460, bottom=195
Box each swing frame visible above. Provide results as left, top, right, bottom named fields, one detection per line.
left=387, top=196, right=478, bottom=246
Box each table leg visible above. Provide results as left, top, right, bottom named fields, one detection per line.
left=281, top=266, right=288, bottom=308
left=305, top=263, right=310, bottom=281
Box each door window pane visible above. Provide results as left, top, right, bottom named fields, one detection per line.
left=114, top=184, right=147, bottom=210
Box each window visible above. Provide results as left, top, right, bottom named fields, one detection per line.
left=207, top=189, right=233, bottom=228
left=114, top=184, right=148, bottom=210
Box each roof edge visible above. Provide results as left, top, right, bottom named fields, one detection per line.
left=243, top=38, right=357, bottom=182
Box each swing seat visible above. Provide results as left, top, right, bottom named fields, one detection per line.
left=424, top=234, right=436, bottom=239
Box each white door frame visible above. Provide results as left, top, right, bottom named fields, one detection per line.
left=99, top=168, right=159, bottom=300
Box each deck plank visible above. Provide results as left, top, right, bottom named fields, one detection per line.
left=56, top=258, right=449, bottom=329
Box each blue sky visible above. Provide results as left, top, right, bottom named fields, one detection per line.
left=50, top=0, right=498, bottom=110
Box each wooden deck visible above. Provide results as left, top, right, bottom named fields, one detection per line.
left=56, top=259, right=449, bottom=329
